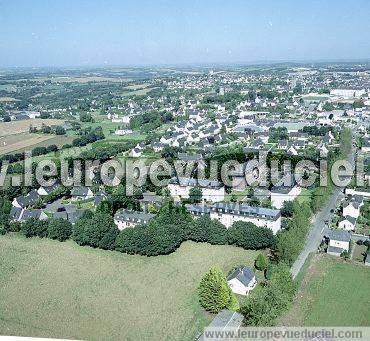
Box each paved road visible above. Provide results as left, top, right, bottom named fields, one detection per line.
left=290, top=145, right=356, bottom=279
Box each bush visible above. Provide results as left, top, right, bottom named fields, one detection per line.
left=240, top=264, right=296, bottom=326
left=228, top=221, right=276, bottom=250
left=0, top=225, right=6, bottom=235
left=21, top=218, right=48, bottom=238
left=198, top=266, right=239, bottom=313
left=72, top=213, right=119, bottom=250
left=255, top=253, right=268, bottom=271
left=187, top=216, right=228, bottom=245
left=47, top=218, right=73, bottom=242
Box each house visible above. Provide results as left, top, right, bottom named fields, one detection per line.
left=227, top=266, right=257, bottom=296
left=277, top=140, right=289, bottom=150
left=177, top=153, right=206, bottom=167
left=327, top=229, right=351, bottom=256
left=343, top=195, right=363, bottom=219
left=185, top=204, right=211, bottom=217
left=140, top=192, right=162, bottom=207
left=197, top=310, right=243, bottom=341
left=94, top=191, right=107, bottom=207
left=270, top=182, right=301, bottom=209
left=9, top=206, right=23, bottom=221
left=209, top=202, right=281, bottom=234
left=12, top=190, right=41, bottom=209
left=70, top=187, right=94, bottom=201
left=129, top=147, right=142, bottom=157
left=168, top=177, right=225, bottom=203
left=19, top=209, right=48, bottom=222
left=338, top=215, right=356, bottom=231
left=37, top=181, right=61, bottom=196
left=114, top=209, right=156, bottom=230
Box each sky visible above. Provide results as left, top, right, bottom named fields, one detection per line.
left=0, top=0, right=369, bottom=67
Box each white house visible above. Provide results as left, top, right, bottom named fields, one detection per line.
left=114, top=209, right=155, bottom=230
left=168, top=177, right=225, bottom=203
left=327, top=229, right=351, bottom=256
left=70, top=187, right=94, bottom=201
left=343, top=195, right=363, bottom=219
left=270, top=184, right=302, bottom=209
left=227, top=266, right=257, bottom=296
left=209, top=202, right=281, bottom=234
left=338, top=215, right=356, bottom=231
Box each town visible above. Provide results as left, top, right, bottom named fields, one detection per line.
left=0, top=61, right=369, bottom=339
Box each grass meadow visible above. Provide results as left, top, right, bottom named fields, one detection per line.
left=279, top=254, right=370, bottom=326
left=0, top=234, right=257, bottom=340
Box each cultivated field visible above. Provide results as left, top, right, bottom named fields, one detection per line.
left=0, top=119, right=66, bottom=137
left=279, top=254, right=370, bottom=326
left=0, top=234, right=257, bottom=340
left=0, top=119, right=71, bottom=156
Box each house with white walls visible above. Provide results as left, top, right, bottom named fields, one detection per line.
left=168, top=177, right=225, bottom=203
left=227, top=266, right=257, bottom=296
left=209, top=202, right=281, bottom=234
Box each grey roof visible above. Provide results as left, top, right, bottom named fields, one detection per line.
left=185, top=204, right=211, bottom=215
left=327, top=245, right=344, bottom=255
left=21, top=209, right=46, bottom=221
left=327, top=229, right=351, bottom=242
left=68, top=210, right=86, bottom=224
left=227, top=266, right=255, bottom=286
left=211, top=202, right=281, bottom=221
left=53, top=211, right=68, bottom=220
left=198, top=310, right=243, bottom=340
left=114, top=209, right=156, bottom=224
left=15, top=189, right=41, bottom=208
left=71, top=186, right=91, bottom=197
left=39, top=181, right=61, bottom=195
left=9, top=206, right=23, bottom=221
left=169, top=177, right=223, bottom=189
left=178, top=153, right=204, bottom=162
left=141, top=192, right=162, bottom=204
left=340, top=215, right=357, bottom=225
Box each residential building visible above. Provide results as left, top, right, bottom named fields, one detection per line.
left=209, top=202, right=281, bottom=234
left=227, top=266, right=257, bottom=296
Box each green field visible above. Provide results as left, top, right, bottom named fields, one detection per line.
left=279, top=254, right=370, bottom=326
left=0, top=234, right=257, bottom=340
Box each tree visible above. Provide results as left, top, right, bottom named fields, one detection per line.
left=72, top=213, right=119, bottom=250
left=228, top=221, right=276, bottom=250
left=79, top=112, right=93, bottom=122
left=47, top=218, right=72, bottom=242
left=96, top=200, right=113, bottom=215
left=188, top=216, right=228, bottom=245
left=189, top=187, right=203, bottom=203
left=281, top=201, right=294, bottom=218
left=198, top=266, right=239, bottom=313
left=255, top=253, right=268, bottom=271
left=55, top=126, right=66, bottom=135
left=21, top=218, right=48, bottom=238
left=240, top=264, right=296, bottom=326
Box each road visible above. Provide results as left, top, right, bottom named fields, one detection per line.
left=290, top=144, right=356, bottom=279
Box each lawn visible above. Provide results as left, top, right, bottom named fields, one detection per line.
left=0, top=234, right=257, bottom=340
left=279, top=254, right=370, bottom=326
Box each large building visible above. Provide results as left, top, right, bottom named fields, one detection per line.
left=114, top=209, right=156, bottom=230
left=168, top=177, right=225, bottom=203
left=330, top=88, right=366, bottom=99
left=209, top=202, right=281, bottom=234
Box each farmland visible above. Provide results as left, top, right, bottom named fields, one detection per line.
left=279, top=254, right=370, bottom=326
left=0, top=234, right=258, bottom=340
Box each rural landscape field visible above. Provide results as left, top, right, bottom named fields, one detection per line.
left=0, top=234, right=258, bottom=340
left=279, top=255, right=370, bottom=326
left=1, top=1, right=370, bottom=339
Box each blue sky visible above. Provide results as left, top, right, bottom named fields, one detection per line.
left=0, top=0, right=369, bottom=67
